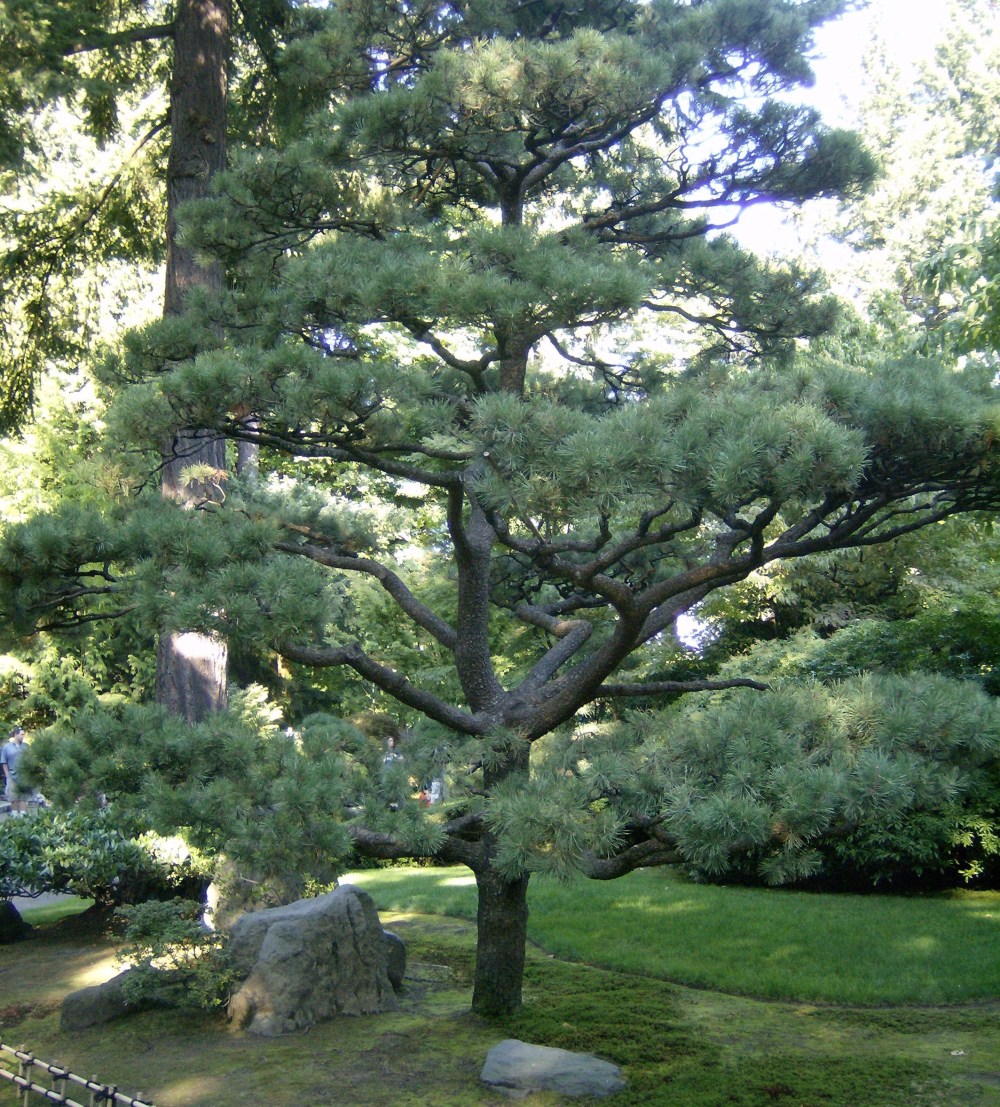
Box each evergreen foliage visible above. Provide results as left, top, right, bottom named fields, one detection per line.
left=114, top=897, right=236, bottom=1011
left=633, top=673, right=1000, bottom=888
left=5, top=0, right=1000, bottom=1014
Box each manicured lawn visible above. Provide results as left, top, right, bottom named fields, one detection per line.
left=4, top=880, right=999, bottom=1106
left=19, top=897, right=93, bottom=927
left=345, top=865, right=1000, bottom=1005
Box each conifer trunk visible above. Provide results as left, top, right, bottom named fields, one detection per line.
left=471, top=865, right=530, bottom=1017
left=157, top=0, right=231, bottom=722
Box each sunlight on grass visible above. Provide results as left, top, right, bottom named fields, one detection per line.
left=19, top=897, right=93, bottom=926
left=70, top=950, right=121, bottom=989
left=654, top=899, right=706, bottom=915
left=348, top=866, right=1000, bottom=1005
left=159, top=1073, right=226, bottom=1107
left=899, top=935, right=941, bottom=954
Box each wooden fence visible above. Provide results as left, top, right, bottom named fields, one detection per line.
left=0, top=1044, right=155, bottom=1107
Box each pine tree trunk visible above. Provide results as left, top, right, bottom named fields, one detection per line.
left=157, top=0, right=232, bottom=721
left=471, top=865, right=530, bottom=1017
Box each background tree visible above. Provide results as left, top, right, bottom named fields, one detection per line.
left=691, top=0, right=1000, bottom=671
left=6, top=0, right=1000, bottom=1018
left=0, top=0, right=303, bottom=716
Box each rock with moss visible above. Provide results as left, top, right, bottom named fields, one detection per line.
left=0, top=900, right=31, bottom=943
left=61, top=971, right=137, bottom=1030
left=227, top=885, right=397, bottom=1036
left=383, top=929, right=406, bottom=990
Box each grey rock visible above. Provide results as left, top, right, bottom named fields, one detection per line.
left=383, top=930, right=406, bottom=989
left=61, top=971, right=135, bottom=1030
left=227, top=884, right=398, bottom=1036
left=0, top=900, right=31, bottom=943
left=481, top=1039, right=626, bottom=1099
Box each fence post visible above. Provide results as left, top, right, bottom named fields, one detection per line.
left=16, top=1046, right=33, bottom=1107
left=50, top=1061, right=69, bottom=1100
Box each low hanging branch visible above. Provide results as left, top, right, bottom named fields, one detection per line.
left=598, top=677, right=770, bottom=697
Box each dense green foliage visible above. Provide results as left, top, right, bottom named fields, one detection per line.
left=4, top=0, right=1000, bottom=1014
left=518, top=672, right=1000, bottom=887
left=0, top=807, right=210, bottom=905
left=20, top=687, right=356, bottom=901
left=115, top=897, right=236, bottom=1010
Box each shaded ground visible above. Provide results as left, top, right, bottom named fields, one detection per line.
left=1, top=909, right=998, bottom=1107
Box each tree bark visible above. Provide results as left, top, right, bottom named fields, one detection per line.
left=157, top=0, right=232, bottom=721
left=155, top=630, right=229, bottom=723
left=163, top=0, right=229, bottom=321
left=471, top=865, right=530, bottom=1017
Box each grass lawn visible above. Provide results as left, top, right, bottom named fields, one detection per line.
left=344, top=865, right=1000, bottom=1005
left=13, top=897, right=93, bottom=926
left=0, top=871, right=997, bottom=1107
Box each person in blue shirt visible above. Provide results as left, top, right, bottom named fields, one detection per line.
left=1, top=726, right=27, bottom=814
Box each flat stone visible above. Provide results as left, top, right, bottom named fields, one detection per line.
left=61, top=971, right=135, bottom=1030
left=481, top=1039, right=626, bottom=1099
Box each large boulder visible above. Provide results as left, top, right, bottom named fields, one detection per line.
left=480, top=1039, right=626, bottom=1099
left=61, top=971, right=135, bottom=1030
left=227, top=885, right=398, bottom=1036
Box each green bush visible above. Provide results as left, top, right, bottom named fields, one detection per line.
left=0, top=807, right=211, bottom=906
left=640, top=672, right=1000, bottom=890
left=115, top=898, right=236, bottom=1011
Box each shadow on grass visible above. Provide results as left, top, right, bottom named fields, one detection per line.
left=1, top=895, right=997, bottom=1107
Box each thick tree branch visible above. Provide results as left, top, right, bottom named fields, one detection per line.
left=278, top=640, right=494, bottom=735
left=514, top=605, right=594, bottom=693
left=348, top=819, right=483, bottom=868
left=63, top=22, right=175, bottom=55
left=275, top=538, right=458, bottom=650
left=598, top=677, right=769, bottom=698
left=579, top=840, right=681, bottom=879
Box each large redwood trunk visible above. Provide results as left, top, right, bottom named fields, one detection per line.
left=157, top=0, right=232, bottom=721
left=471, top=865, right=530, bottom=1017
left=163, top=0, right=230, bottom=321
left=155, top=630, right=228, bottom=723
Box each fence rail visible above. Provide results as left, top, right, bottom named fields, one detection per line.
left=0, top=1044, right=155, bottom=1107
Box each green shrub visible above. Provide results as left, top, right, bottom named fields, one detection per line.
left=639, top=672, right=1000, bottom=889
left=0, top=807, right=211, bottom=906
left=115, top=898, right=236, bottom=1011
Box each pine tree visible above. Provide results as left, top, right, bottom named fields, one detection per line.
left=6, top=0, right=1000, bottom=1016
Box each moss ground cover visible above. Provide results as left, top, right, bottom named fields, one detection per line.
left=0, top=877, right=996, bottom=1107
left=345, top=866, right=1000, bottom=1005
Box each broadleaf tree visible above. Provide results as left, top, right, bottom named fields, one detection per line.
left=7, top=0, right=1000, bottom=1016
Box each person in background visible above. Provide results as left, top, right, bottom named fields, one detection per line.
left=1, top=726, right=27, bottom=815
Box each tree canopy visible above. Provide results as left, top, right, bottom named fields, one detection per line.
left=3, top=0, right=1000, bottom=1016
